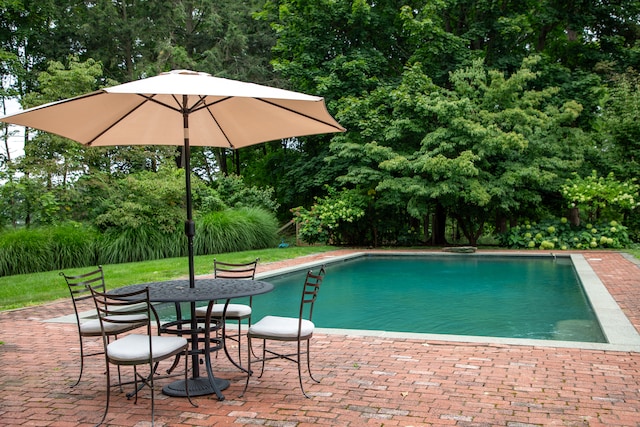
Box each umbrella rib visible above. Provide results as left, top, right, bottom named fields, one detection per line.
left=201, top=100, right=235, bottom=149
left=139, top=94, right=182, bottom=113
left=181, top=96, right=235, bottom=148
left=86, top=96, right=155, bottom=146
left=256, top=98, right=345, bottom=132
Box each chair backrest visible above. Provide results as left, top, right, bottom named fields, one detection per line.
left=60, top=266, right=107, bottom=326
left=299, top=267, right=325, bottom=322
left=89, top=286, right=156, bottom=340
left=214, top=258, right=259, bottom=280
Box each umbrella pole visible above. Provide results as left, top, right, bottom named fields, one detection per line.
left=183, top=100, right=196, bottom=289
left=183, top=98, right=202, bottom=381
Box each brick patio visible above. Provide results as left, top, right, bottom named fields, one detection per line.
left=1, top=250, right=640, bottom=426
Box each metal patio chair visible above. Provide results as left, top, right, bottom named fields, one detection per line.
left=89, top=286, right=196, bottom=426
left=60, top=266, right=143, bottom=387
left=241, top=267, right=325, bottom=398
left=194, top=258, right=259, bottom=366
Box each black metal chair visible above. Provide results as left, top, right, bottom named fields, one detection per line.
left=241, top=267, right=325, bottom=398
left=60, top=266, right=142, bottom=387
left=89, top=286, right=196, bottom=426
left=194, top=258, right=259, bottom=366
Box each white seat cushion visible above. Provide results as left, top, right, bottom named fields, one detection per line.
left=194, top=303, right=251, bottom=319
left=107, top=334, right=187, bottom=363
left=248, top=315, right=314, bottom=339
left=80, top=314, right=147, bottom=335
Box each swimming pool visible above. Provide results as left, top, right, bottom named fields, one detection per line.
left=247, top=254, right=606, bottom=343
left=53, top=251, right=640, bottom=351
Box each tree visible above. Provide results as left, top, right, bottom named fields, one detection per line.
left=19, top=58, right=107, bottom=183
left=333, top=57, right=587, bottom=246
left=594, top=70, right=640, bottom=179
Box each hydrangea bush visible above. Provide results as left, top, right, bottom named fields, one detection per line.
left=500, top=218, right=631, bottom=250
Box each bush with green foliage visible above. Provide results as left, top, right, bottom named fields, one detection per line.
left=0, top=173, right=62, bottom=227
left=500, top=218, right=631, bottom=250
left=92, top=168, right=203, bottom=234
left=0, top=167, right=283, bottom=274
left=561, top=171, right=640, bottom=224
left=292, top=187, right=367, bottom=245
left=210, top=174, right=280, bottom=213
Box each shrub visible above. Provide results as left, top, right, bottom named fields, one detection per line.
left=500, top=218, right=631, bottom=250
left=292, top=187, right=367, bottom=245
left=209, top=174, right=280, bottom=213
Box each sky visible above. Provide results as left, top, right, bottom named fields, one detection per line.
left=3, top=98, right=25, bottom=160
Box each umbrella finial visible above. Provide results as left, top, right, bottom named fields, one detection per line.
left=164, top=69, right=211, bottom=77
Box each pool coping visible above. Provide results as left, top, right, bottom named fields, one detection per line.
left=254, top=251, right=640, bottom=353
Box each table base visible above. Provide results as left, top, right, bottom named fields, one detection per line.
left=162, top=377, right=229, bottom=398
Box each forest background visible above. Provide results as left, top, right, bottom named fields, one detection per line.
left=2, top=0, right=640, bottom=275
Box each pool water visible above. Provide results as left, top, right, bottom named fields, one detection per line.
left=246, top=255, right=606, bottom=343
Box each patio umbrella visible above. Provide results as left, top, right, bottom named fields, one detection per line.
left=0, top=69, right=345, bottom=287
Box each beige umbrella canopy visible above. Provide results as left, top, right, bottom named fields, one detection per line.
left=0, top=69, right=345, bottom=286
left=2, top=69, right=344, bottom=147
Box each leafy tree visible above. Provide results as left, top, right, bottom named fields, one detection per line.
left=594, top=70, right=640, bottom=179
left=209, top=174, right=280, bottom=214
left=0, top=171, right=59, bottom=227
left=3, top=0, right=640, bottom=248
left=18, top=58, right=107, bottom=186
left=332, top=57, right=587, bottom=246
left=259, top=0, right=415, bottom=96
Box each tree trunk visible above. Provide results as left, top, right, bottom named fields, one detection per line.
left=431, top=202, right=447, bottom=245
left=216, top=148, right=228, bottom=175
left=495, top=214, right=507, bottom=234
left=423, top=213, right=430, bottom=243
left=568, top=207, right=580, bottom=226
left=234, top=149, right=241, bottom=175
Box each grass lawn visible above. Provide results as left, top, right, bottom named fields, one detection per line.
left=0, top=245, right=336, bottom=311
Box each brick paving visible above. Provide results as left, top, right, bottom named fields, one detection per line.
left=1, top=250, right=640, bottom=426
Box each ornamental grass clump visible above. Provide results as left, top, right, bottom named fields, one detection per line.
left=194, top=207, right=279, bottom=254
left=0, top=223, right=98, bottom=276
left=97, top=225, right=184, bottom=264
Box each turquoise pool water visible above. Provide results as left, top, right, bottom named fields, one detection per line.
left=245, top=255, right=605, bottom=343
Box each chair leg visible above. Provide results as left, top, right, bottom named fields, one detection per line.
left=237, top=320, right=242, bottom=367
left=94, top=362, right=111, bottom=427
left=297, top=340, right=310, bottom=398
left=116, top=366, right=124, bottom=393
left=259, top=339, right=267, bottom=378
left=72, top=336, right=85, bottom=387
left=184, top=348, right=198, bottom=409
left=307, top=339, right=320, bottom=384
left=240, top=335, right=252, bottom=398
left=149, top=365, right=155, bottom=425
left=126, top=362, right=159, bottom=399
left=166, top=353, right=182, bottom=374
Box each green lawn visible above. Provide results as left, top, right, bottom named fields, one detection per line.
left=0, top=246, right=336, bottom=311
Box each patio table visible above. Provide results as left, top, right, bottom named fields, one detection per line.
left=108, top=278, right=273, bottom=400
